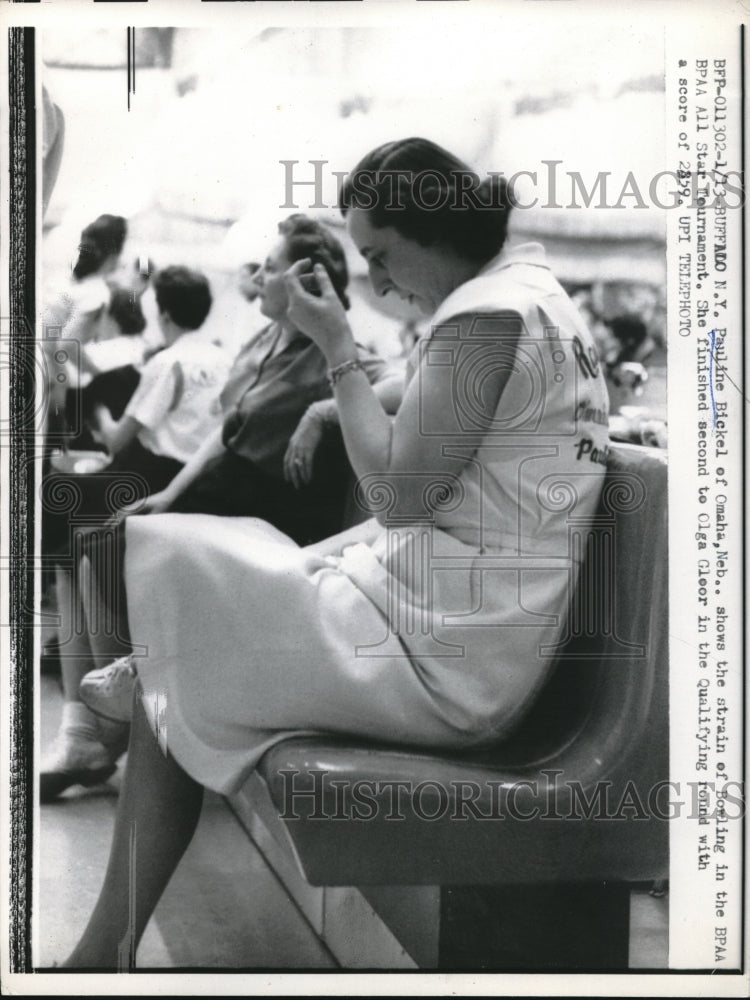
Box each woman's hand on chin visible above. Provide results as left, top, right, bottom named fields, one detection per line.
left=284, top=259, right=356, bottom=364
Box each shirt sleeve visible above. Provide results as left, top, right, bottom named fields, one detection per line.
left=124, top=353, right=179, bottom=431
left=71, top=277, right=109, bottom=316
left=83, top=335, right=146, bottom=375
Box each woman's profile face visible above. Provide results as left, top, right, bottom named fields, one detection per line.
left=254, top=238, right=293, bottom=321
left=346, top=207, right=443, bottom=314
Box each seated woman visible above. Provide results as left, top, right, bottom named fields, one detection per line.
left=61, top=137, right=609, bottom=969
left=46, top=214, right=128, bottom=338
left=41, top=215, right=400, bottom=800
left=44, top=214, right=128, bottom=413
left=43, top=225, right=158, bottom=456
left=120, top=213, right=402, bottom=544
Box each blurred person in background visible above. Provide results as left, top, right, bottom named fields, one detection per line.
left=88, top=265, right=230, bottom=492
left=80, top=255, right=162, bottom=375
left=43, top=214, right=129, bottom=437
left=604, top=313, right=656, bottom=371
left=41, top=216, right=401, bottom=801
left=68, top=257, right=162, bottom=433
left=46, top=214, right=128, bottom=351
left=119, top=213, right=402, bottom=545
left=603, top=313, right=656, bottom=411
left=41, top=265, right=232, bottom=803
left=237, top=260, right=261, bottom=304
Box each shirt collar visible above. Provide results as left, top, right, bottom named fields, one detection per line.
left=171, top=328, right=215, bottom=348
left=477, top=241, right=548, bottom=277
left=427, top=241, right=550, bottom=330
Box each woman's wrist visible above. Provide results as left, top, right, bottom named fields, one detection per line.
left=322, top=324, right=358, bottom=368
left=327, top=358, right=366, bottom=390
left=157, top=479, right=183, bottom=505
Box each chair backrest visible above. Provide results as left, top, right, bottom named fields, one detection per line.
left=486, top=441, right=668, bottom=786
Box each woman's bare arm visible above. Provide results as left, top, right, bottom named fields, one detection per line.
left=91, top=406, right=142, bottom=455
left=284, top=260, right=520, bottom=521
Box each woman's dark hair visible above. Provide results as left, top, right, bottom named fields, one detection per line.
left=153, top=265, right=212, bottom=331
left=72, top=214, right=128, bottom=280
left=278, top=213, right=351, bottom=310
left=339, top=138, right=513, bottom=264
left=108, top=287, right=147, bottom=335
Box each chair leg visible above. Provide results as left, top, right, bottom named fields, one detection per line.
left=438, top=882, right=631, bottom=970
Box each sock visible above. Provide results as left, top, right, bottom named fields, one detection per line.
left=60, top=700, right=100, bottom=742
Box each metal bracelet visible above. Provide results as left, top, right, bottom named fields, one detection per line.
left=327, top=359, right=364, bottom=389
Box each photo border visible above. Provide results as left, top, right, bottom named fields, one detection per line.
left=1, top=1, right=748, bottom=996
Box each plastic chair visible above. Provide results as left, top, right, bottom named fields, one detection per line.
left=237, top=442, right=669, bottom=968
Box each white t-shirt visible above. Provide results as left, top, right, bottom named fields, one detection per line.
left=82, top=288, right=165, bottom=374
left=125, top=330, right=232, bottom=464
left=66, top=274, right=110, bottom=321
left=84, top=334, right=150, bottom=373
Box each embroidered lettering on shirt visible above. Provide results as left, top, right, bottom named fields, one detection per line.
left=572, top=335, right=601, bottom=379
left=575, top=436, right=609, bottom=465
left=575, top=400, right=609, bottom=427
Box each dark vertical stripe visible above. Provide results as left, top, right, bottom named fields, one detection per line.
left=8, top=25, right=36, bottom=974
left=740, top=21, right=746, bottom=975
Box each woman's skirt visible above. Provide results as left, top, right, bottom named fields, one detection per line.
left=125, top=513, right=572, bottom=795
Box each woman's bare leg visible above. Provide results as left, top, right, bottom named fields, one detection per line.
left=56, top=565, right=97, bottom=699
left=55, top=521, right=202, bottom=966
left=64, top=691, right=204, bottom=969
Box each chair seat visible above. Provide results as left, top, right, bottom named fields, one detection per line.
left=255, top=443, right=669, bottom=888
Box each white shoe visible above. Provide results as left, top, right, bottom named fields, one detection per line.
left=79, top=656, right=137, bottom=723
left=40, top=731, right=117, bottom=803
